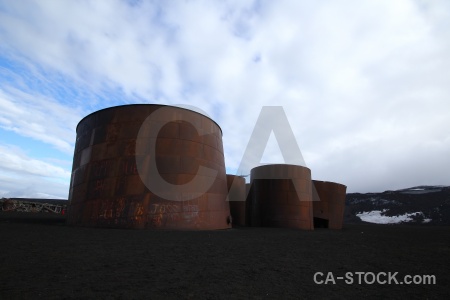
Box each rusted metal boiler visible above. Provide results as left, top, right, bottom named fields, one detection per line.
left=248, top=164, right=314, bottom=230
left=226, top=175, right=246, bottom=226
left=312, top=180, right=347, bottom=229
left=67, top=104, right=231, bottom=230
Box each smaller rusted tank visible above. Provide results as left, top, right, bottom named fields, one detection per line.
left=226, top=175, right=246, bottom=226
left=249, top=164, right=313, bottom=230
left=312, top=180, right=347, bottom=229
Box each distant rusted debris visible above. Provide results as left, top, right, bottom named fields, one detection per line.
left=0, top=198, right=67, bottom=214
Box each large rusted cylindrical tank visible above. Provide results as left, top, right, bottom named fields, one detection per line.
left=312, top=180, right=347, bottom=229
left=226, top=175, right=246, bottom=226
left=249, top=164, right=313, bottom=230
left=67, top=104, right=231, bottom=230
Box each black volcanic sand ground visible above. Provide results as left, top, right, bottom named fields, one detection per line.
left=1, top=212, right=449, bottom=299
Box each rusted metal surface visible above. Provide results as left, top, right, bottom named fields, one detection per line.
left=226, top=175, right=246, bottom=226
left=245, top=183, right=252, bottom=226
left=67, top=104, right=231, bottom=230
left=312, top=180, right=347, bottom=229
left=249, top=164, right=314, bottom=230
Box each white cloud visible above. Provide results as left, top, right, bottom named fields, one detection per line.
left=0, top=144, right=70, bottom=198
left=0, top=0, right=449, bottom=194
left=0, top=144, right=70, bottom=179
left=0, top=88, right=82, bottom=154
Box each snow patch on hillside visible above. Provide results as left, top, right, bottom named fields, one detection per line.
left=356, top=210, right=431, bottom=224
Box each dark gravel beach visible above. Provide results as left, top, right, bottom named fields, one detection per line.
left=0, top=212, right=449, bottom=299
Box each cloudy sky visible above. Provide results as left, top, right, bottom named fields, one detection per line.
left=0, top=0, right=449, bottom=199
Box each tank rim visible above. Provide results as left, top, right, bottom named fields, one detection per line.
left=251, top=163, right=311, bottom=171
left=312, top=179, right=347, bottom=189
left=76, top=104, right=223, bottom=135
